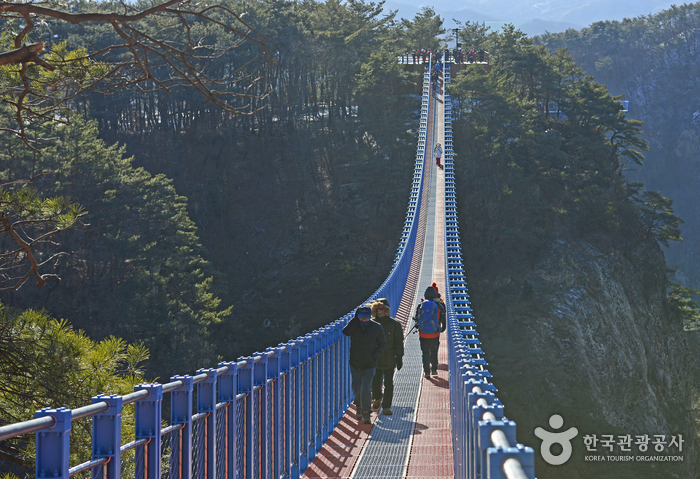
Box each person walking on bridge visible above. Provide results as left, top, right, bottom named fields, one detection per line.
left=343, top=305, right=386, bottom=424
left=434, top=143, right=443, bottom=167
left=370, top=298, right=404, bottom=416
left=414, top=284, right=446, bottom=378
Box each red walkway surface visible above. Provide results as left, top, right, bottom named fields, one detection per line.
left=406, top=72, right=454, bottom=479
left=301, top=406, right=373, bottom=478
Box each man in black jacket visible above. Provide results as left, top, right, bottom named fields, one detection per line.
left=343, top=305, right=386, bottom=424
left=370, top=298, right=404, bottom=415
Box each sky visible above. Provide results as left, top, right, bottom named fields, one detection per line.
left=382, top=0, right=682, bottom=37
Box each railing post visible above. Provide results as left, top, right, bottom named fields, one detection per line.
left=92, top=394, right=122, bottom=479
left=196, top=368, right=218, bottom=479
left=319, top=328, right=330, bottom=443
left=478, top=418, right=516, bottom=478
left=134, top=383, right=163, bottom=479
left=238, top=358, right=255, bottom=479
left=341, top=318, right=350, bottom=409
left=468, top=388, right=501, bottom=479
left=278, top=345, right=292, bottom=479
left=329, top=322, right=339, bottom=427
left=267, top=348, right=282, bottom=479
left=298, top=339, right=310, bottom=473
left=289, top=341, right=301, bottom=479
left=35, top=407, right=71, bottom=479
left=306, top=332, right=321, bottom=459
left=487, top=444, right=535, bottom=479
left=313, top=331, right=323, bottom=455
left=171, top=375, right=194, bottom=479
left=254, top=354, right=269, bottom=478
left=218, top=363, right=238, bottom=479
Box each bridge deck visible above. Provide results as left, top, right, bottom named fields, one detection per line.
left=302, top=68, right=451, bottom=479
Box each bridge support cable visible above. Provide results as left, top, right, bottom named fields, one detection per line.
left=443, top=62, right=536, bottom=478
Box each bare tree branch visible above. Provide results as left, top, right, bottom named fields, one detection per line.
left=0, top=0, right=276, bottom=146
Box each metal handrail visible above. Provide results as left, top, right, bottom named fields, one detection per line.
left=68, top=457, right=109, bottom=477
left=444, top=86, right=534, bottom=479
left=0, top=416, right=56, bottom=441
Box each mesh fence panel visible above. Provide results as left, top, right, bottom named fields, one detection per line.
left=160, top=426, right=181, bottom=479
left=134, top=444, right=146, bottom=479
left=216, top=405, right=227, bottom=479
left=280, top=372, right=287, bottom=477
left=254, top=388, right=262, bottom=479
left=119, top=442, right=145, bottom=479
left=192, top=415, right=206, bottom=479
left=236, top=397, right=245, bottom=479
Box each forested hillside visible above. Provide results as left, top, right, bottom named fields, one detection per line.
left=537, top=3, right=700, bottom=290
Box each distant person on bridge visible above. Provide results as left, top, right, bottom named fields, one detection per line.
left=370, top=298, right=404, bottom=416
left=414, top=284, right=446, bottom=378
left=343, top=305, right=386, bottom=424
left=434, top=143, right=443, bottom=167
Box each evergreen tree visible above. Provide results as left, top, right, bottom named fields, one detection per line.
left=0, top=303, right=148, bottom=473
left=2, top=120, right=230, bottom=379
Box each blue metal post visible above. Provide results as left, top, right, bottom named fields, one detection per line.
left=35, top=407, right=71, bottom=479
left=319, top=328, right=330, bottom=443
left=196, top=369, right=218, bottom=479
left=218, top=363, right=237, bottom=479
left=253, top=354, right=269, bottom=478
left=329, top=323, right=339, bottom=427
left=313, top=331, right=323, bottom=455
left=238, top=359, right=255, bottom=479
left=279, top=345, right=292, bottom=479
left=92, top=395, right=122, bottom=479
left=289, top=342, right=301, bottom=479
left=134, top=383, right=163, bottom=479
left=486, top=444, right=536, bottom=479
left=478, top=419, right=516, bottom=479
left=298, top=339, right=309, bottom=473
left=340, top=320, right=350, bottom=409
left=267, top=348, right=282, bottom=479
left=170, top=375, right=194, bottom=479
left=306, top=332, right=320, bottom=459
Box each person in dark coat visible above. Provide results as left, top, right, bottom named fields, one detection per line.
left=370, top=299, right=404, bottom=415
left=414, top=284, right=446, bottom=378
left=342, top=305, right=386, bottom=424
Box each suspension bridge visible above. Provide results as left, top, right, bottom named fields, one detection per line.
left=0, top=57, right=536, bottom=479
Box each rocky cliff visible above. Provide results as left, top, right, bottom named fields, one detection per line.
left=472, top=237, right=696, bottom=478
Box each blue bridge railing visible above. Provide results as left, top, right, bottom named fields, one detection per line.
left=443, top=64, right=536, bottom=479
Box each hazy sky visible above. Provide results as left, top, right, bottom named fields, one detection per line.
left=383, top=0, right=681, bottom=36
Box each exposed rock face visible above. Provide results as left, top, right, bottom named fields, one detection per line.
left=473, top=238, right=695, bottom=478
